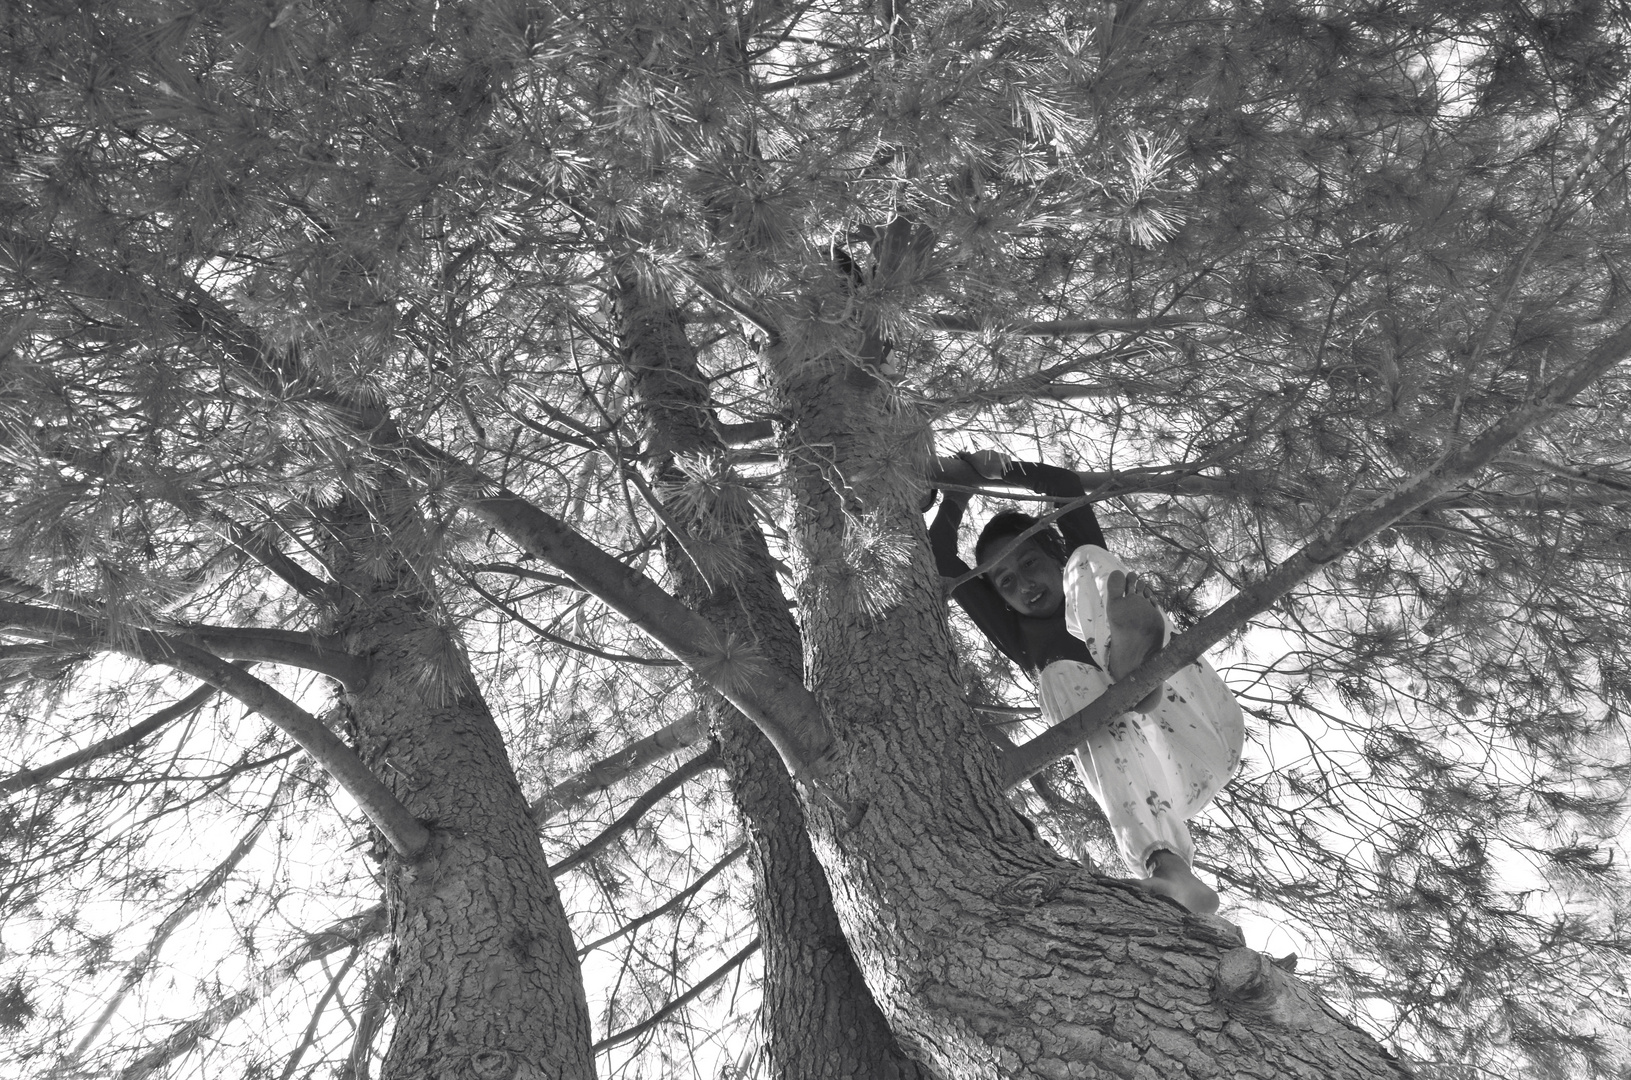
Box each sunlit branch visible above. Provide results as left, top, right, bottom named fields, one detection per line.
left=532, top=712, right=707, bottom=822
left=575, top=842, right=749, bottom=956
left=591, top=936, right=762, bottom=1053
left=0, top=600, right=430, bottom=857
left=549, top=745, right=722, bottom=876
left=1001, top=315, right=1631, bottom=786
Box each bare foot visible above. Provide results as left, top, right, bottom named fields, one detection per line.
left=1104, top=571, right=1165, bottom=713
left=1137, top=851, right=1220, bottom=914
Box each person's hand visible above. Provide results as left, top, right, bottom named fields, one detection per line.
left=926, top=454, right=983, bottom=507
left=960, top=449, right=1010, bottom=480
left=928, top=454, right=982, bottom=488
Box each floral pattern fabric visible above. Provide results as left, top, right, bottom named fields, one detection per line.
left=1039, top=545, right=1245, bottom=873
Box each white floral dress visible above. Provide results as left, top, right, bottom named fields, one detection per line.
left=1038, top=545, right=1244, bottom=872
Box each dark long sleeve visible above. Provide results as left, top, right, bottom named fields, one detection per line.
left=929, top=492, right=1032, bottom=671
left=1000, top=461, right=1106, bottom=552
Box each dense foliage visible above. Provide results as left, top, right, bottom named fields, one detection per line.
left=2, top=0, right=1630, bottom=1077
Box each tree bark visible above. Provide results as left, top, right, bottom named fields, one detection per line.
left=619, top=281, right=933, bottom=1080
left=321, top=494, right=594, bottom=1080
left=771, top=345, right=1409, bottom=1079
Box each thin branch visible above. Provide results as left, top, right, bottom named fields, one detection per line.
left=532, top=712, right=707, bottom=822
left=115, top=906, right=385, bottom=1080
left=576, top=842, right=749, bottom=956
left=926, top=313, right=1202, bottom=336
left=340, top=959, right=394, bottom=1080
left=592, top=937, right=761, bottom=1053
left=549, top=746, right=722, bottom=876
left=1001, top=314, right=1631, bottom=786
left=464, top=574, right=682, bottom=668
left=0, top=601, right=430, bottom=857
left=277, top=942, right=361, bottom=1080
left=464, top=561, right=584, bottom=592
left=758, top=59, right=869, bottom=91
left=409, top=438, right=834, bottom=779
left=0, top=679, right=226, bottom=796
left=65, top=787, right=282, bottom=1064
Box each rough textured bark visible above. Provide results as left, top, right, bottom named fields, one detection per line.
left=619, top=283, right=932, bottom=1080
left=322, top=493, right=594, bottom=1080
left=771, top=347, right=1409, bottom=1079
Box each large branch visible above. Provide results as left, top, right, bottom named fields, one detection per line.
left=410, top=442, right=834, bottom=778
left=176, top=625, right=369, bottom=688
left=0, top=601, right=429, bottom=856
left=1001, top=315, right=1631, bottom=786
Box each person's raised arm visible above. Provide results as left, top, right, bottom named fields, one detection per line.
left=998, top=459, right=1106, bottom=552
left=924, top=455, right=1030, bottom=671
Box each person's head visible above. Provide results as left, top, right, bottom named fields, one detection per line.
left=975, top=510, right=1068, bottom=617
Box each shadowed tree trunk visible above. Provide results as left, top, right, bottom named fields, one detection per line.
left=618, top=278, right=932, bottom=1080
left=321, top=490, right=594, bottom=1080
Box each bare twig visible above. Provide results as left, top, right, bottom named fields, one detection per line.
left=576, top=842, right=749, bottom=956
left=0, top=679, right=228, bottom=796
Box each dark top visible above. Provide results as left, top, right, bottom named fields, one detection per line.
left=928, top=461, right=1107, bottom=675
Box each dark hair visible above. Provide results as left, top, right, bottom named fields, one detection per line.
left=975, top=510, right=1068, bottom=568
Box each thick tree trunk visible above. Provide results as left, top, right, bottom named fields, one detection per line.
left=325, top=495, right=594, bottom=1080
left=772, top=352, right=1408, bottom=1079
left=620, top=284, right=931, bottom=1080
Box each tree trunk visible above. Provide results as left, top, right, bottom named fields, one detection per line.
left=619, top=283, right=932, bottom=1080
left=324, top=494, right=594, bottom=1080
left=772, top=350, right=1408, bottom=1079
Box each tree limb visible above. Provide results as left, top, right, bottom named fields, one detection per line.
left=0, top=600, right=429, bottom=857
left=591, top=936, right=761, bottom=1053
left=1001, top=314, right=1631, bottom=786
left=176, top=625, right=370, bottom=688
left=0, top=679, right=226, bottom=796
left=927, top=313, right=1202, bottom=336
left=408, top=441, right=834, bottom=779
left=532, top=712, right=707, bottom=822
left=548, top=745, right=722, bottom=876
left=575, top=842, right=750, bottom=956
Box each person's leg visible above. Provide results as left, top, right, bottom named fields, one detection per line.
left=1139, top=847, right=1220, bottom=914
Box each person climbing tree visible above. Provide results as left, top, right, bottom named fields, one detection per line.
left=927, top=450, right=1244, bottom=913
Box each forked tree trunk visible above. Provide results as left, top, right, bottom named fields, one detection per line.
left=772, top=352, right=1408, bottom=1080
left=323, top=493, right=594, bottom=1080
left=619, top=283, right=932, bottom=1080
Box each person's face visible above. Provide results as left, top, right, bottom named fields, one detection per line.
left=987, top=537, right=1064, bottom=617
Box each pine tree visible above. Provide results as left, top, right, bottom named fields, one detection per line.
left=3, top=1, right=1631, bottom=1078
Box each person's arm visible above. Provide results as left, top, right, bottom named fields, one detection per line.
left=926, top=458, right=1031, bottom=670
left=1000, top=460, right=1106, bottom=552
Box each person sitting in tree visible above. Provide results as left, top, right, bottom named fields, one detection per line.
left=927, top=450, right=1244, bottom=914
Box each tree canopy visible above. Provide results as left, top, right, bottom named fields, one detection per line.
left=3, top=1, right=1631, bottom=1078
